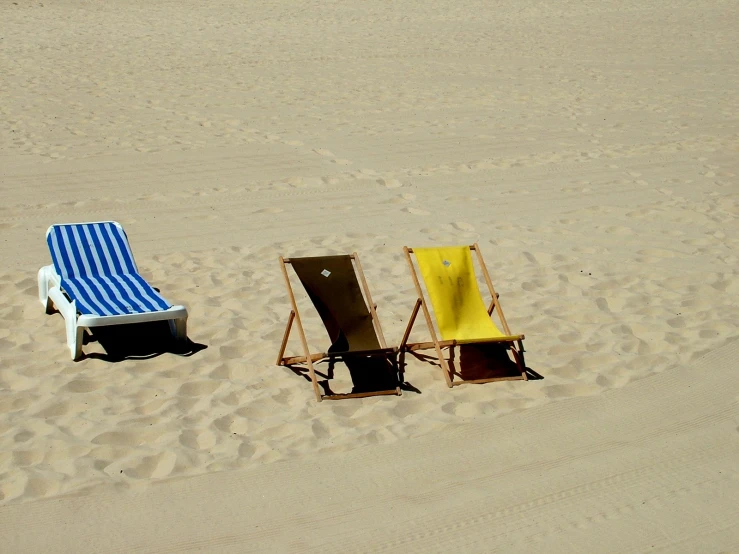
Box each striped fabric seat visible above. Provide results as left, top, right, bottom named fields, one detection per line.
left=47, top=222, right=171, bottom=317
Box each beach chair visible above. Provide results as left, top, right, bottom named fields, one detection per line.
left=38, top=221, right=188, bottom=360
left=277, top=253, right=401, bottom=402
left=399, top=244, right=527, bottom=387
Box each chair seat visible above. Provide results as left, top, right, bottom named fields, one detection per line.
left=41, top=221, right=188, bottom=360
left=62, top=273, right=171, bottom=316
left=401, top=244, right=528, bottom=387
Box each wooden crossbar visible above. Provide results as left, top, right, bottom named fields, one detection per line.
left=399, top=244, right=528, bottom=387
left=406, top=337, right=524, bottom=351
left=450, top=375, right=525, bottom=386
left=322, top=389, right=400, bottom=400
left=277, top=253, right=401, bottom=402
left=282, top=347, right=397, bottom=366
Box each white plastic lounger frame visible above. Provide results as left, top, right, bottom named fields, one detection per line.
left=38, top=221, right=187, bottom=360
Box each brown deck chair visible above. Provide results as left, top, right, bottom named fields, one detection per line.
left=399, top=244, right=527, bottom=387
left=277, top=253, right=401, bottom=402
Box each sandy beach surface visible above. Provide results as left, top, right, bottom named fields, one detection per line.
left=1, top=0, right=738, bottom=551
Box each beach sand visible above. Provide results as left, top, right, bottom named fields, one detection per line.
left=1, top=0, right=738, bottom=551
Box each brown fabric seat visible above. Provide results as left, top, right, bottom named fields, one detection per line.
left=291, top=255, right=381, bottom=353
left=277, top=253, right=401, bottom=402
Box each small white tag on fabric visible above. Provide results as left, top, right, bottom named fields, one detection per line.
left=321, top=269, right=331, bottom=277
left=442, top=260, right=451, bottom=267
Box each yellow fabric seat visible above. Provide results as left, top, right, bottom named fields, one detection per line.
left=414, top=246, right=514, bottom=342
left=400, top=244, right=527, bottom=387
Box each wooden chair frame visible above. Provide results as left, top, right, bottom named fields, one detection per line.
left=399, top=243, right=527, bottom=387
left=277, top=253, right=401, bottom=402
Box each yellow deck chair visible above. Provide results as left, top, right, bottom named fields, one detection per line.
left=399, top=244, right=527, bottom=387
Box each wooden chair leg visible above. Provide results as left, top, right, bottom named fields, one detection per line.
left=399, top=298, right=421, bottom=351
left=511, top=343, right=527, bottom=381
left=474, top=243, right=514, bottom=336
left=276, top=310, right=295, bottom=365
left=416, top=299, right=452, bottom=388
left=390, top=350, right=402, bottom=396
left=486, top=293, right=500, bottom=316
left=401, top=298, right=453, bottom=386
left=517, top=339, right=526, bottom=368
left=306, top=357, right=323, bottom=402
left=403, top=248, right=453, bottom=388
left=279, top=257, right=323, bottom=402
left=438, top=347, right=454, bottom=387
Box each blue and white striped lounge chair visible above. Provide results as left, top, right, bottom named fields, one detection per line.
left=38, top=221, right=188, bottom=360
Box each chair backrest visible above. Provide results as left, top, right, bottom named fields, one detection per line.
left=47, top=221, right=139, bottom=279
left=413, top=246, right=505, bottom=341
left=290, top=255, right=381, bottom=353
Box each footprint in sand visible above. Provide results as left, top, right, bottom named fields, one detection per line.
left=451, top=222, right=475, bottom=232
left=93, top=429, right=155, bottom=447
left=178, top=380, right=221, bottom=396
left=62, top=378, right=106, bottom=393
left=313, top=148, right=352, bottom=165
left=179, top=429, right=217, bottom=451
left=124, top=451, right=177, bottom=479
left=377, top=178, right=403, bottom=189
left=238, top=441, right=256, bottom=459
left=403, top=207, right=430, bottom=216
left=604, top=225, right=635, bottom=236
left=384, top=196, right=406, bottom=205
left=637, top=248, right=677, bottom=258
left=543, top=382, right=601, bottom=399
left=282, top=176, right=308, bottom=188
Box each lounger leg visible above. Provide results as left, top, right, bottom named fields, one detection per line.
left=38, top=266, right=54, bottom=314
left=65, top=316, right=84, bottom=361
left=169, top=316, right=188, bottom=342
left=47, top=288, right=82, bottom=360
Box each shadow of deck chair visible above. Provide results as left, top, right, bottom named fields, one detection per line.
left=276, top=253, right=401, bottom=402
left=399, top=244, right=527, bottom=387
left=38, top=221, right=188, bottom=360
